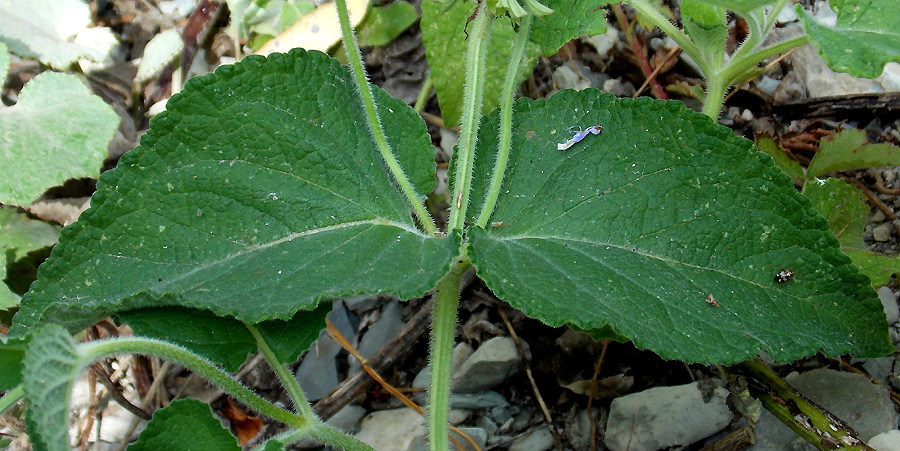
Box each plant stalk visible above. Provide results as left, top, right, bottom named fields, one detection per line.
left=626, top=0, right=705, bottom=74
left=0, top=384, right=24, bottom=416
left=334, top=0, right=437, bottom=235
left=475, top=14, right=533, bottom=228
left=78, top=337, right=305, bottom=428
left=738, top=359, right=874, bottom=451
left=428, top=255, right=471, bottom=450
left=447, top=0, right=492, bottom=231
left=244, top=322, right=315, bottom=419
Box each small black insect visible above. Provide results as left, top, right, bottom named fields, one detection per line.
left=774, top=269, right=795, bottom=283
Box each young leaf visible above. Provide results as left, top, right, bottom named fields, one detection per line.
left=118, top=301, right=330, bottom=372
left=798, top=0, right=900, bottom=79
left=467, top=90, right=892, bottom=364
left=12, top=49, right=459, bottom=337
left=755, top=136, right=804, bottom=181
left=0, top=207, right=59, bottom=309
left=0, top=0, right=117, bottom=69
left=0, top=72, right=119, bottom=206
left=806, top=128, right=900, bottom=179
left=681, top=0, right=727, bottom=67
left=135, top=29, right=184, bottom=85
left=689, top=0, right=775, bottom=15
left=356, top=1, right=419, bottom=47
left=803, top=178, right=900, bottom=287
left=421, top=0, right=608, bottom=127
left=23, top=324, right=82, bottom=451
left=128, top=398, right=241, bottom=451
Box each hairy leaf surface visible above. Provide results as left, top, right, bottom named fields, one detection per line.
left=129, top=398, right=240, bottom=451
left=467, top=90, right=892, bottom=364
left=13, top=49, right=458, bottom=337
left=23, top=325, right=81, bottom=451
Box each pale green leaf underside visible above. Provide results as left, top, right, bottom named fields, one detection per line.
left=12, top=49, right=458, bottom=337
left=468, top=90, right=892, bottom=364
left=23, top=324, right=82, bottom=451
left=128, top=398, right=241, bottom=451
left=691, top=0, right=774, bottom=14
left=135, top=29, right=184, bottom=85
left=0, top=42, right=9, bottom=82
left=798, top=0, right=900, bottom=79
left=806, top=129, right=900, bottom=179
left=0, top=72, right=119, bottom=206
left=0, top=0, right=116, bottom=69
left=0, top=207, right=59, bottom=309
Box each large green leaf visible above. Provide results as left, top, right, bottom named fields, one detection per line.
left=0, top=72, right=119, bottom=206
left=0, top=335, right=26, bottom=390
left=803, top=178, right=900, bottom=287
left=467, top=90, right=892, bottom=364
left=0, top=207, right=59, bottom=309
left=421, top=0, right=607, bottom=127
left=23, top=324, right=82, bottom=451
left=128, top=398, right=240, bottom=451
left=0, top=0, right=117, bottom=69
left=12, top=49, right=459, bottom=337
left=119, top=301, right=330, bottom=372
left=798, top=0, right=900, bottom=79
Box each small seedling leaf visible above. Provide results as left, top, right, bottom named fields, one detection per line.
left=135, top=29, right=184, bottom=85
left=23, top=324, right=82, bottom=451
left=12, top=49, right=458, bottom=337
left=755, top=136, right=804, bottom=181
left=0, top=0, right=117, bottom=69
left=0, top=207, right=59, bottom=310
left=0, top=72, right=119, bottom=206
left=357, top=2, right=419, bottom=47
left=803, top=178, right=900, bottom=287
left=467, top=90, right=892, bottom=364
left=798, top=0, right=900, bottom=79
left=681, top=0, right=727, bottom=67
left=128, top=398, right=241, bottom=451
left=806, top=128, right=900, bottom=179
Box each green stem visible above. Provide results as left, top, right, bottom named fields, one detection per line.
left=702, top=72, right=728, bottom=119
left=334, top=0, right=437, bottom=235
left=475, top=14, right=533, bottom=228
left=738, top=359, right=874, bottom=451
left=626, top=0, right=707, bottom=74
left=414, top=74, right=434, bottom=114
left=244, top=322, right=314, bottom=419
left=255, top=421, right=375, bottom=451
left=0, top=385, right=24, bottom=416
left=428, top=255, right=471, bottom=450
left=446, top=0, right=492, bottom=231
left=78, top=337, right=305, bottom=428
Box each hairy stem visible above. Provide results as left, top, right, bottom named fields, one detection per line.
left=0, top=385, right=24, bottom=416
left=475, top=14, right=533, bottom=228
left=428, top=256, right=471, bottom=450
left=447, top=1, right=492, bottom=231
left=255, top=421, right=375, bottom=451
left=78, top=337, right=305, bottom=428
left=626, top=0, right=705, bottom=74
left=244, top=322, right=314, bottom=419
left=334, top=0, right=437, bottom=235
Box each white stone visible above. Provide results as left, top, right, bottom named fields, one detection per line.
left=873, top=222, right=894, bottom=242
left=877, top=286, right=900, bottom=324
left=509, top=426, right=554, bottom=451
left=870, top=430, right=900, bottom=451
left=356, top=408, right=426, bottom=451
left=453, top=337, right=525, bottom=392
left=604, top=382, right=732, bottom=451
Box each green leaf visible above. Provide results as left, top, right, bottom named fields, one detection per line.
left=0, top=335, right=26, bottom=390
left=798, top=0, right=900, bottom=79
left=357, top=1, right=419, bottom=47
left=803, top=178, right=899, bottom=287
left=0, top=42, right=9, bottom=82
left=0, top=72, right=119, bottom=206
left=128, top=398, right=240, bottom=451
left=119, top=301, right=329, bottom=372
left=0, top=207, right=59, bottom=310
left=755, top=135, right=804, bottom=181
left=467, top=90, right=892, bottom=364
left=421, top=0, right=607, bottom=127
left=12, top=49, right=459, bottom=337
left=23, top=324, right=82, bottom=451
left=0, top=0, right=117, bottom=69
left=806, top=128, right=900, bottom=179
left=135, top=29, right=184, bottom=85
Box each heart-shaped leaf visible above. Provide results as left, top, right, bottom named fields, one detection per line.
left=12, top=49, right=458, bottom=337
left=467, top=90, right=892, bottom=364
